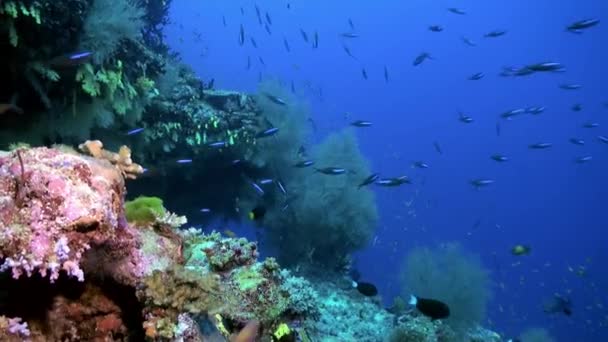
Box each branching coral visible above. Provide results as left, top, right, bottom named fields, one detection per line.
left=0, top=316, right=30, bottom=340
left=78, top=140, right=144, bottom=179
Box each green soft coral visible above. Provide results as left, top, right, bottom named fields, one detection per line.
left=76, top=63, right=101, bottom=97
left=124, top=196, right=166, bottom=224
left=75, top=61, right=141, bottom=115
left=1, top=1, right=41, bottom=22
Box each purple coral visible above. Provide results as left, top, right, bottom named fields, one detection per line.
left=8, top=317, right=30, bottom=336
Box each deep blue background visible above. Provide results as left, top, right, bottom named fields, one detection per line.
left=164, top=1, right=608, bottom=340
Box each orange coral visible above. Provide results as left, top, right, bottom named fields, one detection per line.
left=78, top=140, right=144, bottom=179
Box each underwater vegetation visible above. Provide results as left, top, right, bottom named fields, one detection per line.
left=401, top=243, right=491, bottom=337
left=261, top=128, right=378, bottom=269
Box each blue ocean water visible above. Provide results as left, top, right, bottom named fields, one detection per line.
left=165, top=1, right=607, bottom=340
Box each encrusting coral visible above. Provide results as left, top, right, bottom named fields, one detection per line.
left=0, top=146, right=128, bottom=283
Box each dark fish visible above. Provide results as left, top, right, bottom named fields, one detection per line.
left=361, top=68, right=368, bottom=80
left=526, top=62, right=565, bottom=72
left=315, top=167, right=346, bottom=175
left=496, top=122, right=501, bottom=136
left=470, top=179, right=495, bottom=188
left=348, top=18, right=355, bottom=31
left=283, top=37, right=291, bottom=52
left=491, top=154, right=509, bottom=162
left=409, top=295, right=450, bottom=320
left=543, top=294, right=572, bottom=316
left=461, top=36, right=477, bottom=47
left=511, top=244, right=531, bottom=256
left=49, top=51, right=93, bottom=67
left=598, top=135, right=608, bottom=144
left=312, top=31, right=319, bottom=48
left=300, top=29, right=309, bottom=42
left=239, top=24, right=245, bottom=46
left=433, top=141, right=443, bottom=154
left=256, top=127, right=279, bottom=138
left=413, top=52, right=432, bottom=66
left=358, top=173, right=380, bottom=189
left=428, top=25, right=443, bottom=32
left=376, top=176, right=411, bottom=187
left=290, top=80, right=296, bottom=93
left=250, top=37, right=258, bottom=48
left=308, top=118, right=317, bottom=132
left=567, top=18, right=599, bottom=33
left=126, top=127, right=145, bottom=136
left=447, top=8, right=466, bottom=15
left=384, top=65, right=389, bottom=83
left=222, top=15, right=226, bottom=27
left=468, top=72, right=484, bottom=80
left=343, top=45, right=356, bottom=59
left=529, top=142, right=552, bottom=149
left=559, top=83, right=582, bottom=90
left=569, top=138, right=585, bottom=146
left=240, top=7, right=244, bottom=15
left=248, top=205, right=266, bottom=220
left=575, top=156, right=592, bottom=164
left=583, top=122, right=599, bottom=128
left=265, top=12, right=272, bottom=25
left=258, top=56, right=265, bottom=66
left=571, top=103, right=582, bottom=112
left=351, top=120, right=372, bottom=127
left=341, top=32, right=359, bottom=38
left=264, top=24, right=271, bottom=35
left=254, top=4, right=261, bottom=19
left=484, top=30, right=507, bottom=38
left=264, top=93, right=287, bottom=106
left=412, top=161, right=429, bottom=169
left=353, top=281, right=378, bottom=297
left=246, top=56, right=251, bottom=70
left=459, top=112, right=474, bottom=123
left=294, top=160, right=314, bottom=168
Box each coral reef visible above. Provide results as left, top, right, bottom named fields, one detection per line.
left=0, top=145, right=326, bottom=340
